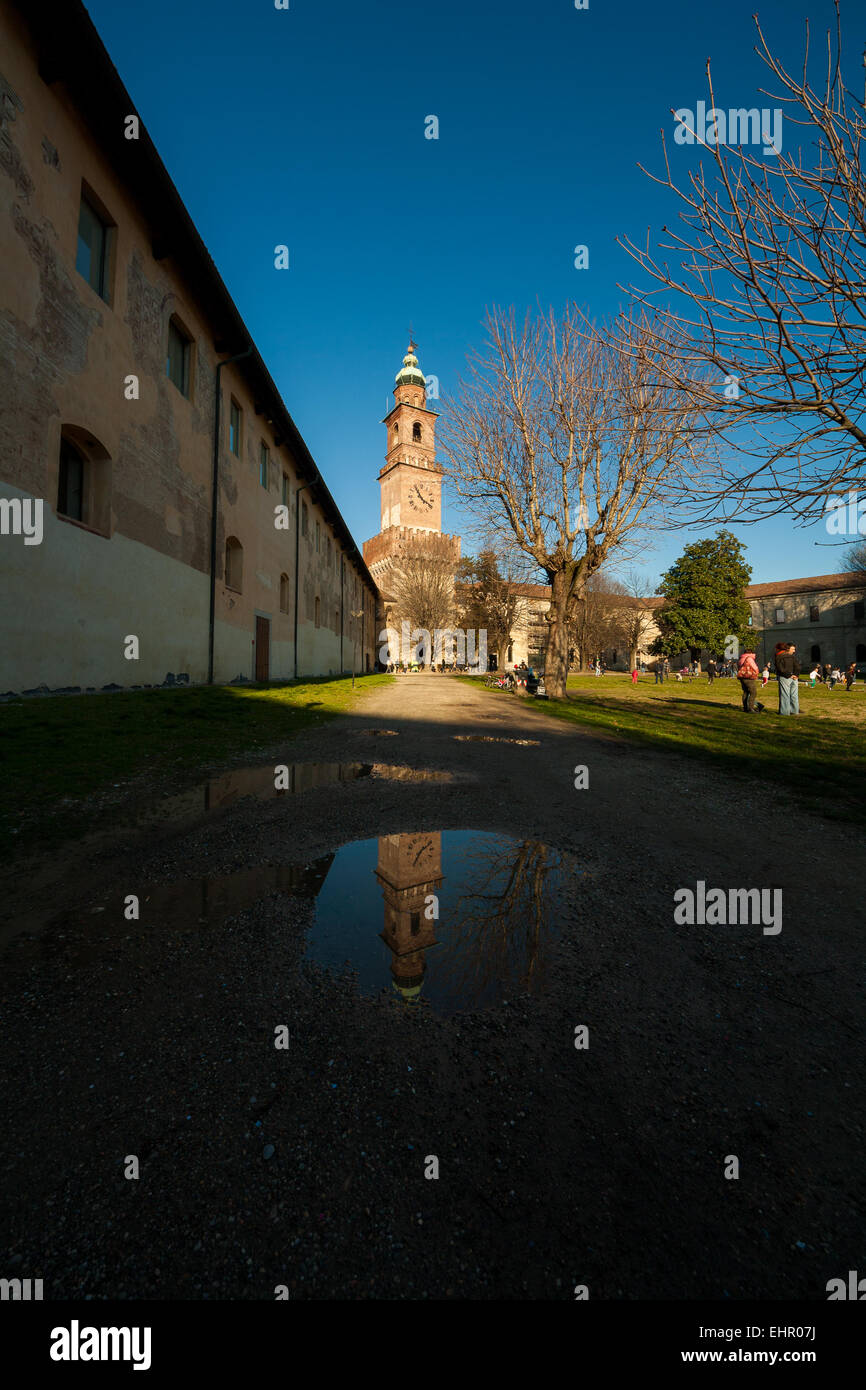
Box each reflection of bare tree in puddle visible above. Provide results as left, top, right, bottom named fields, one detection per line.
left=442, top=839, right=570, bottom=1004
left=372, top=833, right=572, bottom=1009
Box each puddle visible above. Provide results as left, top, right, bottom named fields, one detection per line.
left=454, top=735, right=540, bottom=746
left=6, top=832, right=585, bottom=1014
left=165, top=761, right=450, bottom=818
left=202, top=761, right=373, bottom=810
left=11, top=828, right=583, bottom=1017
left=302, top=830, right=581, bottom=1013
left=0, top=763, right=456, bottom=945
left=359, top=729, right=400, bottom=737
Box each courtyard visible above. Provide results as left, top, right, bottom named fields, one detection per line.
left=1, top=673, right=862, bottom=1299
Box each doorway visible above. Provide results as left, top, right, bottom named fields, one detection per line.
left=255, top=615, right=270, bottom=681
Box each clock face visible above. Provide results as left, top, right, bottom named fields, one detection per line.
left=406, top=835, right=434, bottom=867
left=408, top=481, right=434, bottom=512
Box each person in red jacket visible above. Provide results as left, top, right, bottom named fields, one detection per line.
left=737, top=647, right=762, bottom=712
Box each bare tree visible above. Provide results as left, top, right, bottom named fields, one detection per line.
left=386, top=553, right=455, bottom=639
left=842, top=541, right=866, bottom=573
left=441, top=306, right=701, bottom=698
left=620, top=1, right=866, bottom=525
left=568, top=574, right=627, bottom=670
left=445, top=839, right=567, bottom=1000
left=608, top=569, right=659, bottom=669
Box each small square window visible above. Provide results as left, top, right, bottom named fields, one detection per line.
left=229, top=400, right=241, bottom=456
left=809, top=604, right=819, bottom=622
left=259, top=442, right=269, bottom=489
left=167, top=318, right=191, bottom=397
left=76, top=192, right=110, bottom=300
left=774, top=607, right=785, bottom=624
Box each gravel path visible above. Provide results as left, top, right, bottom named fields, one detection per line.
left=0, top=675, right=862, bottom=1300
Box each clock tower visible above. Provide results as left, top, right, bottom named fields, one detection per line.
left=375, top=832, right=443, bottom=1003
left=379, top=343, right=442, bottom=532
left=363, top=342, right=461, bottom=597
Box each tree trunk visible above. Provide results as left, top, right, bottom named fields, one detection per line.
left=544, top=571, right=573, bottom=698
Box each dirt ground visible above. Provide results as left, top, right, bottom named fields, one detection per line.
left=1, top=674, right=862, bottom=1300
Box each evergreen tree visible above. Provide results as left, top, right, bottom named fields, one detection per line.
left=653, top=531, right=751, bottom=657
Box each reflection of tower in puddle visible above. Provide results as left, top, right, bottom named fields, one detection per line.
left=375, top=833, right=443, bottom=1004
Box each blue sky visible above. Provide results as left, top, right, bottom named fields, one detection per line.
left=84, top=0, right=857, bottom=588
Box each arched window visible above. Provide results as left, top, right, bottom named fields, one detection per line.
left=412, top=421, right=421, bottom=443
left=280, top=573, right=290, bottom=613
left=225, top=536, right=243, bottom=591
left=314, top=596, right=321, bottom=628
left=857, top=643, right=866, bottom=662
left=810, top=644, right=821, bottom=662
left=57, top=426, right=112, bottom=535
left=393, top=426, right=399, bottom=443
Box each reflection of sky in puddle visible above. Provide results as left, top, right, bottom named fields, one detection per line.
left=4, top=828, right=582, bottom=1016
left=307, top=830, right=583, bottom=1015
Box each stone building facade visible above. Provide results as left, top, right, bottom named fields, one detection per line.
left=502, top=573, right=866, bottom=672
left=0, top=0, right=377, bottom=693
left=746, top=574, right=866, bottom=669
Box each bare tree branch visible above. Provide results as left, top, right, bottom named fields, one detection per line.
left=618, top=0, right=866, bottom=525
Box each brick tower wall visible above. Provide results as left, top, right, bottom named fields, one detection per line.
left=363, top=526, right=461, bottom=572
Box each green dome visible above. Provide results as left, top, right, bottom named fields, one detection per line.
left=395, top=342, right=426, bottom=388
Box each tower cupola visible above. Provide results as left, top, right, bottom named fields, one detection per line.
left=395, top=341, right=426, bottom=390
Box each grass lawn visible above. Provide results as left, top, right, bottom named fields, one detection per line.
left=0, top=674, right=393, bottom=846
left=462, top=671, right=866, bottom=825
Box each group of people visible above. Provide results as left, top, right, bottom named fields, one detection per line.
left=736, top=643, right=798, bottom=714
left=385, top=660, right=462, bottom=673
left=807, top=661, right=857, bottom=691
left=653, top=658, right=718, bottom=683
left=644, top=646, right=859, bottom=714
left=704, top=659, right=739, bottom=682
left=735, top=644, right=857, bottom=714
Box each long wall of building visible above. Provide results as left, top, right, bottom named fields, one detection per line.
left=0, top=0, right=377, bottom=694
